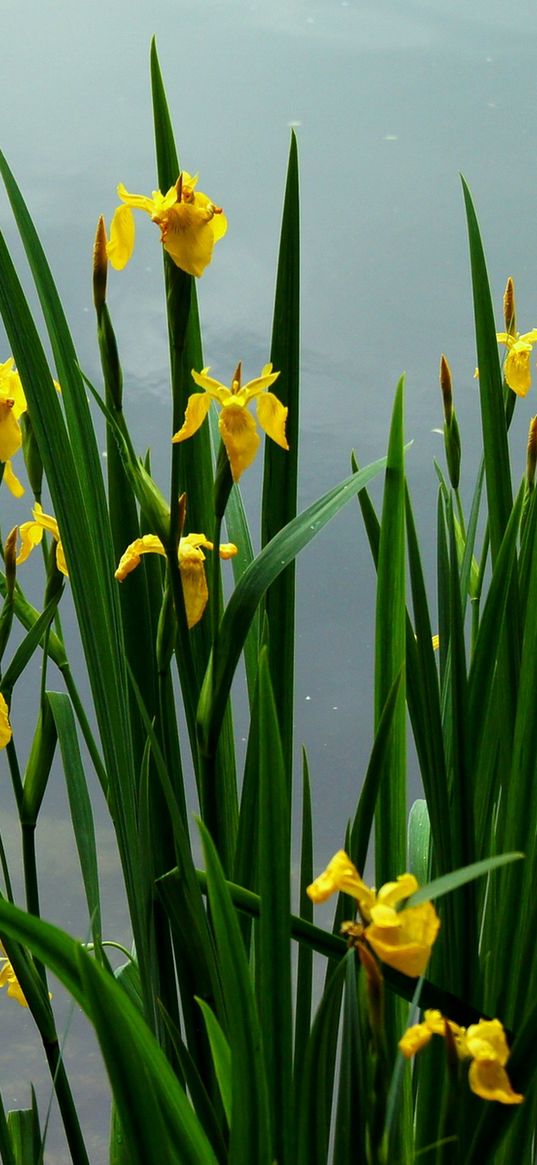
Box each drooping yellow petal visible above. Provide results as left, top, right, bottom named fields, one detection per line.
left=307, top=850, right=373, bottom=906
left=399, top=1021, right=435, bottom=1058
left=468, top=1059, right=523, bottom=1104
left=219, top=402, right=260, bottom=482
left=0, top=955, right=27, bottom=1007
left=16, top=519, right=44, bottom=565
left=3, top=460, right=25, bottom=498
left=177, top=542, right=209, bottom=629
left=0, top=362, right=26, bottom=420
left=0, top=693, right=12, bottom=748
left=0, top=400, right=22, bottom=461
left=55, top=541, right=68, bottom=578
left=171, top=392, right=213, bottom=444
left=504, top=346, right=532, bottom=396
left=160, top=201, right=222, bottom=277
left=107, top=205, right=136, bottom=271
left=465, top=1019, right=510, bottom=1065
left=115, top=534, right=166, bottom=580
left=256, top=392, right=289, bottom=451
left=366, top=900, right=440, bottom=977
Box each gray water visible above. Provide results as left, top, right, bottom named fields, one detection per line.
left=1, top=0, right=537, bottom=1159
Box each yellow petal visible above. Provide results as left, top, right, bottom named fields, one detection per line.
left=219, top=402, right=260, bottom=482
left=468, top=1059, right=523, bottom=1104
left=16, top=520, right=44, bottom=566
left=33, top=505, right=60, bottom=541
left=107, top=205, right=136, bottom=271
left=0, top=401, right=22, bottom=461
left=116, top=184, right=156, bottom=215
left=115, top=535, right=166, bottom=580
left=376, top=873, right=419, bottom=908
left=504, top=348, right=532, bottom=396
left=55, top=541, right=69, bottom=578
left=366, top=901, right=440, bottom=977
left=2, top=460, right=25, bottom=498
left=190, top=368, right=231, bottom=404
left=398, top=1021, right=434, bottom=1058
left=171, top=392, right=213, bottom=444
left=0, top=693, right=12, bottom=748
left=219, top=542, right=238, bottom=560
left=465, top=1019, right=510, bottom=1066
left=0, top=363, right=26, bottom=420
left=178, top=554, right=209, bottom=628
left=161, top=202, right=220, bottom=277
left=307, top=850, right=372, bottom=905
left=256, top=391, right=289, bottom=451
left=0, top=958, right=27, bottom=1007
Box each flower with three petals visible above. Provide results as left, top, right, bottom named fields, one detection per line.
left=307, top=850, right=440, bottom=977
left=115, top=532, right=237, bottom=629
left=106, top=171, right=227, bottom=278
left=16, top=505, right=68, bottom=576
left=496, top=328, right=537, bottom=397
left=172, top=362, right=289, bottom=483
left=399, top=1011, right=523, bottom=1105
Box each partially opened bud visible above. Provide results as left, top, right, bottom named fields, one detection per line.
left=440, top=356, right=461, bottom=490
left=440, top=355, right=453, bottom=425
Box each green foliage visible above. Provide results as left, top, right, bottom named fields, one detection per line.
left=0, top=39, right=535, bottom=1165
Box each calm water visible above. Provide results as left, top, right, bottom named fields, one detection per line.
left=2, top=0, right=537, bottom=1158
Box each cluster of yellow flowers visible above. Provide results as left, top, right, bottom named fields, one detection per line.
left=400, top=1010, right=523, bottom=1105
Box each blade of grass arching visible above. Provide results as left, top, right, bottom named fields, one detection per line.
left=332, top=950, right=367, bottom=1165
left=349, top=667, right=404, bottom=876
left=199, top=820, right=272, bottom=1165
left=461, top=177, right=513, bottom=561
left=296, top=956, right=346, bottom=1165
left=375, top=375, right=406, bottom=884
left=294, top=748, right=313, bottom=1084
left=197, top=456, right=386, bottom=758
left=261, top=131, right=300, bottom=780
left=257, top=647, right=294, bottom=1165
left=47, top=692, right=102, bottom=944
left=0, top=899, right=220, bottom=1165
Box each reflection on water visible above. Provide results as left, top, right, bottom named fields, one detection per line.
left=2, top=0, right=537, bottom=1158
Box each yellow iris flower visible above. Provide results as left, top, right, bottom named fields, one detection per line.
left=172, top=363, right=289, bottom=483
left=496, top=328, right=537, bottom=397
left=399, top=1010, right=523, bottom=1105
left=0, top=358, right=27, bottom=497
left=16, top=504, right=68, bottom=576
left=307, top=850, right=440, bottom=978
left=0, top=693, right=12, bottom=748
left=0, top=944, right=27, bottom=1007
left=115, top=532, right=237, bottom=629
left=106, top=171, right=227, bottom=278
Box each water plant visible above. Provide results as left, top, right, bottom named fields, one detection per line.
left=0, top=37, right=534, bottom=1165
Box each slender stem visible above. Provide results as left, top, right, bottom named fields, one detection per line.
left=61, top=664, right=108, bottom=797
left=42, top=1037, right=91, bottom=1165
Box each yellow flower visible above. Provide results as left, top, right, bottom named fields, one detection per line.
left=496, top=329, right=537, bottom=397
left=0, top=944, right=27, bottom=1007
left=16, top=504, right=68, bottom=577
left=106, top=171, right=227, bottom=278
left=0, top=358, right=27, bottom=496
left=307, top=851, right=440, bottom=977
left=400, top=1012, right=523, bottom=1105
left=172, top=362, right=289, bottom=483
left=0, top=693, right=12, bottom=749
left=115, top=532, right=237, bottom=629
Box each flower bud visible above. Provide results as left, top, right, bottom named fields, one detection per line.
left=440, top=356, right=461, bottom=490
left=526, top=416, right=537, bottom=490
left=21, top=413, right=43, bottom=498
left=503, top=276, right=516, bottom=337
left=440, top=355, right=453, bottom=426
left=93, top=215, right=109, bottom=313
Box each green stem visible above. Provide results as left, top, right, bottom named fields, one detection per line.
left=42, top=1037, right=91, bottom=1165
left=61, top=664, right=108, bottom=797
